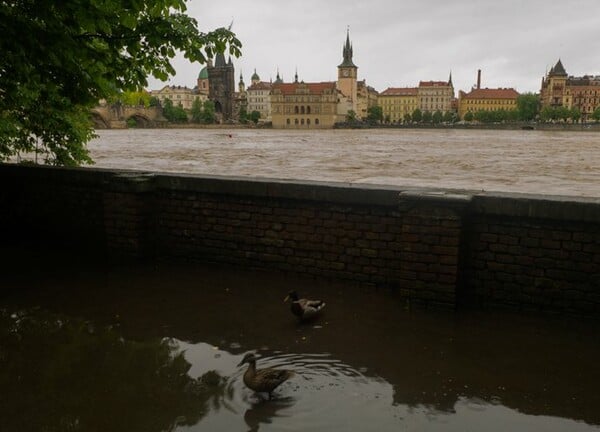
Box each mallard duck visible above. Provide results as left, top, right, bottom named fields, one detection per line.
left=237, top=353, right=295, bottom=399
left=283, top=290, right=326, bottom=321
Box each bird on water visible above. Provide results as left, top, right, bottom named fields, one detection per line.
left=283, top=290, right=326, bottom=321
left=237, top=353, right=295, bottom=400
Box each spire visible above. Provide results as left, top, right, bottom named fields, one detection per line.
left=338, top=26, right=357, bottom=68
left=448, top=71, right=453, bottom=86
left=215, top=52, right=226, bottom=68
left=294, top=67, right=298, bottom=83
left=551, top=59, right=567, bottom=76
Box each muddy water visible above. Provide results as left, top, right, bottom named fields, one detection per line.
left=1, top=248, right=599, bottom=431
left=88, top=128, right=600, bottom=198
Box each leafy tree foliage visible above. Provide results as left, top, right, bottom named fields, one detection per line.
left=367, top=105, right=383, bottom=123
left=190, top=97, right=203, bottom=123
left=592, top=107, right=600, bottom=123
left=162, top=99, right=188, bottom=123
left=422, top=111, right=432, bottom=123
left=238, top=106, right=248, bottom=124
left=0, top=0, right=241, bottom=165
left=403, top=113, right=412, bottom=123
left=463, top=111, right=474, bottom=122
left=201, top=100, right=216, bottom=124
left=346, top=110, right=357, bottom=122
left=443, top=111, right=456, bottom=123
left=516, top=93, right=539, bottom=121
left=540, top=106, right=582, bottom=123
left=119, top=91, right=152, bottom=107
left=432, top=110, right=443, bottom=124
left=411, top=108, right=422, bottom=123
left=249, top=110, right=261, bottom=124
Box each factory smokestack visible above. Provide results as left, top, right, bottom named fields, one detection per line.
left=477, top=69, right=481, bottom=89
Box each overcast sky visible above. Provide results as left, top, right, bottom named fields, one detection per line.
left=148, top=0, right=600, bottom=95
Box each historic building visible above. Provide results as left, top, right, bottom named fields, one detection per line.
left=207, top=52, right=235, bottom=122
left=379, top=87, right=418, bottom=123
left=197, top=63, right=210, bottom=96
left=417, top=75, right=454, bottom=114
left=356, top=80, right=379, bottom=120
left=270, top=81, right=339, bottom=128
left=337, top=30, right=359, bottom=114
left=458, top=88, right=519, bottom=118
left=150, top=85, right=203, bottom=110
left=540, top=59, right=600, bottom=121
left=458, top=70, right=519, bottom=118
left=246, top=69, right=272, bottom=121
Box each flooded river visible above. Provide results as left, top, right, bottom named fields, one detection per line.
left=88, top=128, right=600, bottom=198
left=1, top=247, right=599, bottom=431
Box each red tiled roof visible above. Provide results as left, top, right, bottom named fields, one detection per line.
left=419, top=81, right=450, bottom=87
left=272, top=82, right=336, bottom=95
left=380, top=87, right=418, bottom=96
left=462, top=88, right=519, bottom=99
left=247, top=82, right=272, bottom=91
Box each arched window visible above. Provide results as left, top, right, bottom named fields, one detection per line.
left=295, top=118, right=299, bottom=125
left=294, top=106, right=299, bottom=114
left=286, top=118, right=290, bottom=125
left=307, top=106, right=311, bottom=114
left=307, top=118, right=311, bottom=125
left=301, top=106, right=305, bottom=114
left=315, top=118, right=320, bottom=125
left=301, top=118, right=305, bottom=125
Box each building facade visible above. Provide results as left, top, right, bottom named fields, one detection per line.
left=270, top=82, right=339, bottom=128
left=540, top=59, right=600, bottom=121
left=418, top=76, right=454, bottom=114
left=247, top=70, right=272, bottom=121
left=379, top=87, right=418, bottom=123
left=150, top=85, right=203, bottom=110
left=458, top=88, right=519, bottom=119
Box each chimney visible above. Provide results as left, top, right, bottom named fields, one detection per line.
left=477, top=69, right=481, bottom=89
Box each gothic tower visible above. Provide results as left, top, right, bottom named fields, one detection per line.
left=337, top=29, right=358, bottom=112
left=208, top=52, right=235, bottom=121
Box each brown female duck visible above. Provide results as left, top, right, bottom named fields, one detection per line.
left=237, top=353, right=295, bottom=399
left=283, top=290, right=326, bottom=321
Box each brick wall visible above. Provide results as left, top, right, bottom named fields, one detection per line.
left=1, top=165, right=599, bottom=314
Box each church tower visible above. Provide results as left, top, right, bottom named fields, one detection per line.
left=207, top=52, right=235, bottom=121
left=337, top=28, right=358, bottom=112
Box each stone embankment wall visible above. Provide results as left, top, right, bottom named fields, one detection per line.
left=2, top=164, right=598, bottom=315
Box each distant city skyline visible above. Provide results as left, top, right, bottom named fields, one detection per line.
left=147, top=0, right=600, bottom=94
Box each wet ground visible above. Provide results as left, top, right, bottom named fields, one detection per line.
left=1, top=247, right=599, bottom=431
left=88, top=128, right=600, bottom=198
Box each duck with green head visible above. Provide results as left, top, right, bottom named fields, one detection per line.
left=283, top=290, right=326, bottom=321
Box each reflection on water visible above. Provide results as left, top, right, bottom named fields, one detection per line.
left=87, top=128, right=600, bottom=198
left=1, top=247, right=600, bottom=431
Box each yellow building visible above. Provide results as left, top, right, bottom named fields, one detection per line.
left=540, top=59, right=600, bottom=121
left=270, top=82, right=339, bottom=128
left=356, top=80, right=379, bottom=120
left=458, top=88, right=519, bottom=119
left=379, top=87, right=418, bottom=123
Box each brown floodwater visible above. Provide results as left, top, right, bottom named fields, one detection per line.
left=1, top=247, right=599, bottom=432
left=88, top=128, right=600, bottom=198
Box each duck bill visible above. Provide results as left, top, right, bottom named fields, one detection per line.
left=283, top=295, right=290, bottom=303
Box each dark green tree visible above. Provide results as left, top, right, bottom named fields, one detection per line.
left=570, top=107, right=582, bottom=123
left=249, top=110, right=261, bottom=124
left=592, top=107, right=600, bottom=123
left=412, top=108, right=423, bottom=123
left=422, top=111, right=432, bottom=123
left=403, top=113, right=412, bottom=123
left=190, top=98, right=203, bottom=123
left=238, top=106, right=248, bottom=124
left=346, top=110, right=357, bottom=122
left=201, top=100, right=216, bottom=124
left=516, top=93, right=540, bottom=121
left=463, top=111, right=474, bottom=122
left=0, top=0, right=241, bottom=166
left=367, top=105, right=383, bottom=124
left=432, top=110, right=443, bottom=124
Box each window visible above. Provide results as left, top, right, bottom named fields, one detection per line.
left=286, top=118, right=290, bottom=125
left=315, top=118, right=320, bottom=125
left=295, top=106, right=299, bottom=114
